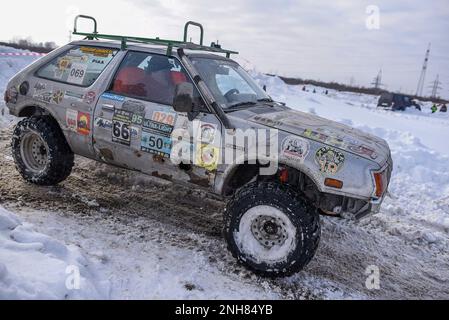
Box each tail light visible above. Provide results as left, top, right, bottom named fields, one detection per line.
left=4, top=87, right=18, bottom=104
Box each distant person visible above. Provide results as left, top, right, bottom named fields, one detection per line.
left=313, top=89, right=316, bottom=94
left=431, top=104, right=437, bottom=113
left=325, top=90, right=329, bottom=95
left=440, top=104, right=447, bottom=112
left=302, top=86, right=306, bottom=91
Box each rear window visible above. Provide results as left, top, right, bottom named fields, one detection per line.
left=36, top=46, right=118, bottom=87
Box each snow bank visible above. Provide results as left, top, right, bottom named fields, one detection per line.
left=0, top=46, right=39, bottom=127
left=0, top=206, right=109, bottom=299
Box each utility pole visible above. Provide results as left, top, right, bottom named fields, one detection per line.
left=371, top=69, right=384, bottom=89
left=428, top=74, right=442, bottom=99
left=416, top=43, right=431, bottom=97
left=68, top=30, right=72, bottom=43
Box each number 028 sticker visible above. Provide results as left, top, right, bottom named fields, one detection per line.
left=67, top=62, right=87, bottom=85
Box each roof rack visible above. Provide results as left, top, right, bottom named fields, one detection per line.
left=73, top=15, right=238, bottom=58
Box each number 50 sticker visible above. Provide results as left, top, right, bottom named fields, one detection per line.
left=67, top=62, right=87, bottom=85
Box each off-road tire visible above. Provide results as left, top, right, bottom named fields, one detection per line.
left=11, top=116, right=74, bottom=186
left=224, top=181, right=321, bottom=277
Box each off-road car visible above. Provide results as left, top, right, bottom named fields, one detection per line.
left=377, top=92, right=421, bottom=111
left=4, top=16, right=392, bottom=277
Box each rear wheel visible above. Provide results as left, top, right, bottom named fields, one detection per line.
left=224, top=181, right=321, bottom=277
left=11, top=116, right=74, bottom=186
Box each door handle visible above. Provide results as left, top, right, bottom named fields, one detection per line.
left=102, top=104, right=115, bottom=112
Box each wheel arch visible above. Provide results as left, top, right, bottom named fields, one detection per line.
left=219, top=160, right=324, bottom=197
left=16, top=104, right=72, bottom=152
left=219, top=161, right=369, bottom=217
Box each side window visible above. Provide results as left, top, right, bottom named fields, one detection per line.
left=36, top=46, right=118, bottom=87
left=110, top=51, right=202, bottom=106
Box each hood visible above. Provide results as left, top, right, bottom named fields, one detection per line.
left=230, top=106, right=391, bottom=166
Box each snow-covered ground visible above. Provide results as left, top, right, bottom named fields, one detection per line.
left=1, top=47, right=448, bottom=299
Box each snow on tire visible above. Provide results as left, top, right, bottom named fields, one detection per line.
left=11, top=116, right=74, bottom=186
left=224, top=181, right=320, bottom=277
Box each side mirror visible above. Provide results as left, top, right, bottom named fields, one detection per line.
left=173, top=82, right=194, bottom=113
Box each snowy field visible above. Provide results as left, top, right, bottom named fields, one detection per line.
left=1, top=46, right=449, bottom=299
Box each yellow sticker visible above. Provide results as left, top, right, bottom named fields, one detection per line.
left=80, top=47, right=113, bottom=57
left=196, top=144, right=219, bottom=171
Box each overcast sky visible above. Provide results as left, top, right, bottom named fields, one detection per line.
left=1, top=0, right=448, bottom=98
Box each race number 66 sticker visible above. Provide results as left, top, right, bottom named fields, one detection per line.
left=112, top=120, right=131, bottom=146
left=67, top=62, right=88, bottom=85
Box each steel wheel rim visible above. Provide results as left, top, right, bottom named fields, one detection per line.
left=234, top=205, right=297, bottom=264
left=20, top=131, right=49, bottom=173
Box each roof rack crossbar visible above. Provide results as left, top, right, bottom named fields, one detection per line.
left=183, top=21, right=204, bottom=45
left=74, top=15, right=98, bottom=37
left=72, top=15, right=238, bottom=57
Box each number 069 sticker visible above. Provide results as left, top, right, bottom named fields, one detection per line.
left=67, top=62, right=87, bottom=85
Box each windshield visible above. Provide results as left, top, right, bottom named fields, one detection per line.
left=190, top=57, right=271, bottom=109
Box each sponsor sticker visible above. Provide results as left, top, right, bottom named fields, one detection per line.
left=199, top=123, right=217, bottom=144
left=95, top=117, right=113, bottom=130
left=303, top=129, right=329, bottom=142
left=281, top=136, right=309, bottom=162
left=66, top=109, right=78, bottom=132
left=142, top=119, right=174, bottom=135
left=348, top=144, right=378, bottom=160
left=80, top=47, right=113, bottom=57
left=196, top=144, right=219, bottom=171
left=315, top=147, right=345, bottom=174
left=101, top=93, right=126, bottom=102
left=84, top=91, right=97, bottom=104
left=77, top=112, right=91, bottom=135
left=52, top=90, right=64, bottom=104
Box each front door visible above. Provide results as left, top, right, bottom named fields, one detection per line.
left=92, top=51, right=221, bottom=189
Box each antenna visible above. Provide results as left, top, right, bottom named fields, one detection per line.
left=416, top=43, right=431, bottom=97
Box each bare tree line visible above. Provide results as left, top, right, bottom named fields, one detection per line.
left=0, top=37, right=56, bottom=54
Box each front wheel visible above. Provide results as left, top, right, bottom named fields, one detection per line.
left=11, top=116, right=74, bottom=186
left=224, top=181, right=321, bottom=277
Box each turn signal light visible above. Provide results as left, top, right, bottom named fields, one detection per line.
left=279, top=168, right=289, bottom=183
left=373, top=172, right=384, bottom=198
left=324, top=178, right=343, bottom=189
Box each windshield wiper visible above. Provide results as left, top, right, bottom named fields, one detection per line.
left=257, top=98, right=274, bottom=102
left=224, top=101, right=257, bottom=112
